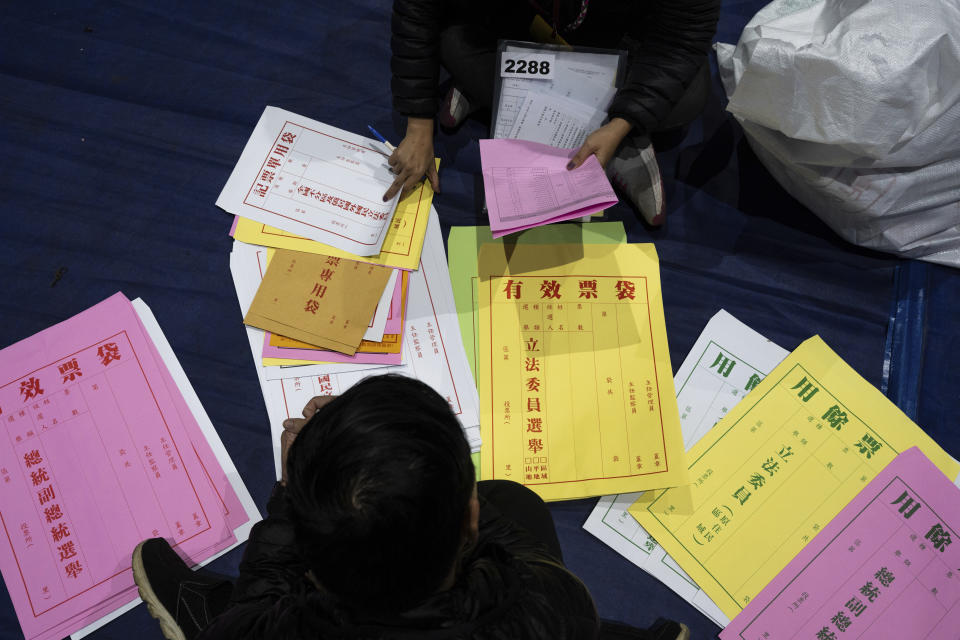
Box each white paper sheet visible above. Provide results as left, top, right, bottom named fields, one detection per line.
left=71, top=300, right=262, bottom=640
left=230, top=209, right=482, bottom=471
left=262, top=362, right=395, bottom=381
left=364, top=269, right=398, bottom=342
left=583, top=310, right=790, bottom=628
left=507, top=91, right=606, bottom=149
left=494, top=46, right=619, bottom=139
left=216, top=106, right=401, bottom=256
left=493, top=86, right=530, bottom=139
left=503, top=65, right=616, bottom=113
left=541, top=50, right=620, bottom=86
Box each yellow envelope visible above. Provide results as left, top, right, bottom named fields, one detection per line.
left=247, top=311, right=360, bottom=354
left=269, top=331, right=402, bottom=354
left=629, top=336, right=960, bottom=620
left=233, top=160, right=439, bottom=271
left=478, top=242, right=688, bottom=501
left=261, top=271, right=409, bottom=366
left=244, top=249, right=392, bottom=356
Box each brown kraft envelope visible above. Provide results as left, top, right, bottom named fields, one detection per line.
left=243, top=249, right=392, bottom=356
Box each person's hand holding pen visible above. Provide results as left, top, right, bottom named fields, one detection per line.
left=378, top=117, right=440, bottom=201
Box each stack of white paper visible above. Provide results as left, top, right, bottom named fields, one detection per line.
left=494, top=48, right=619, bottom=148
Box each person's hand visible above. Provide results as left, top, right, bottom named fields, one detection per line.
left=566, top=117, right=633, bottom=170
left=280, top=395, right=337, bottom=485
left=382, top=117, right=439, bottom=201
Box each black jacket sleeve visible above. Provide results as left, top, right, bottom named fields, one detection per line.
left=196, top=483, right=310, bottom=640
left=608, top=0, right=720, bottom=133
left=391, top=0, right=446, bottom=118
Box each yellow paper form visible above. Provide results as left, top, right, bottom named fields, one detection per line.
left=232, top=160, right=439, bottom=271
left=478, top=243, right=688, bottom=501
left=629, top=336, right=960, bottom=620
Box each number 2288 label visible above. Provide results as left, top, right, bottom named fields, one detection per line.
left=500, top=53, right=555, bottom=79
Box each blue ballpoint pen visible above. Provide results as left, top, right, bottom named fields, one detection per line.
left=366, top=125, right=395, bottom=152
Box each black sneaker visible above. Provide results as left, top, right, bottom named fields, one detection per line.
left=646, top=618, right=690, bottom=640
left=600, top=618, right=690, bottom=640
left=132, top=538, right=233, bottom=640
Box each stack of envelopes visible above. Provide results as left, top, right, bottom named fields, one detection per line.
left=580, top=309, right=960, bottom=635
left=217, top=108, right=482, bottom=475
left=446, top=222, right=960, bottom=636
left=0, top=293, right=258, bottom=640
left=243, top=249, right=399, bottom=359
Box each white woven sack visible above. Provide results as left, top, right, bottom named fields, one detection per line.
left=716, top=0, right=960, bottom=267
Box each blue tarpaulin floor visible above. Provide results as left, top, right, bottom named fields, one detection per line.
left=1, top=1, right=958, bottom=638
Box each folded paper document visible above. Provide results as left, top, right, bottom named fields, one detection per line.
left=480, top=139, right=617, bottom=237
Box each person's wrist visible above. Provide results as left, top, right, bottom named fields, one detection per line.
left=607, top=117, right=631, bottom=132
left=606, top=117, right=632, bottom=142
left=406, top=117, right=434, bottom=138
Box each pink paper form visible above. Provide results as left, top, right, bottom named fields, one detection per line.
left=136, top=313, right=249, bottom=537
left=722, top=447, right=960, bottom=640
left=479, top=138, right=618, bottom=238
left=0, top=293, right=235, bottom=640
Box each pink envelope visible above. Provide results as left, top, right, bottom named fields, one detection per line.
left=135, top=315, right=248, bottom=534
left=721, top=447, right=960, bottom=640
left=0, top=293, right=238, bottom=640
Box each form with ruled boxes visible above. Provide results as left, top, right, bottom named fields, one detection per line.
left=218, top=106, right=401, bottom=256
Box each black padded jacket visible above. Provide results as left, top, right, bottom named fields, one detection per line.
left=196, top=483, right=600, bottom=640
left=390, top=0, right=721, bottom=135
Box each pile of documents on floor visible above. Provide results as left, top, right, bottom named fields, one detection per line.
left=0, top=294, right=258, bottom=640
left=218, top=107, right=481, bottom=472
left=444, top=212, right=960, bottom=635
left=449, top=212, right=960, bottom=634
left=218, top=106, right=960, bottom=638
left=580, top=310, right=960, bottom=637
left=6, top=101, right=958, bottom=640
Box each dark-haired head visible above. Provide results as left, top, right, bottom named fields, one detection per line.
left=285, top=374, right=476, bottom=613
